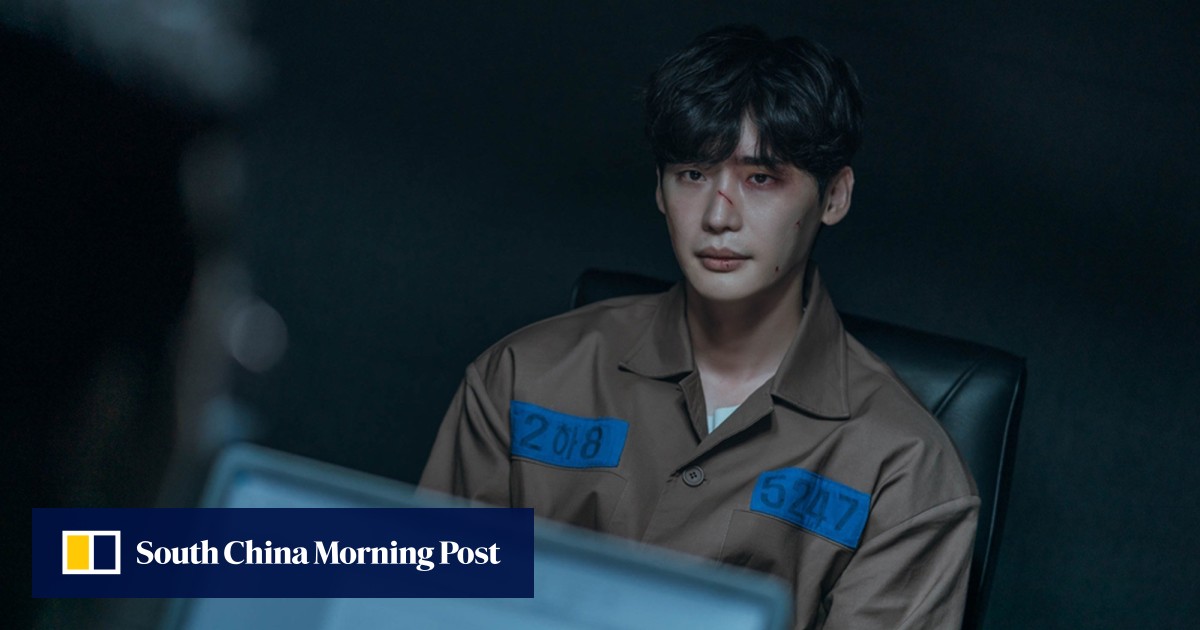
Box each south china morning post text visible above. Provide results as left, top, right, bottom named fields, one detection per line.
left=32, top=508, right=534, bottom=598
left=134, top=538, right=501, bottom=571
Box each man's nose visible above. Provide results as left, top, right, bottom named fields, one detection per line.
left=702, top=176, right=742, bottom=233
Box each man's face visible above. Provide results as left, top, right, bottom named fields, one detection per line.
left=656, top=122, right=851, bottom=304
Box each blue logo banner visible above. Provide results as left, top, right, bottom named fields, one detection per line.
left=33, top=508, right=533, bottom=598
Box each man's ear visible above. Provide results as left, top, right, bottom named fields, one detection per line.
left=821, top=166, right=854, bottom=226
left=655, top=169, right=666, bottom=216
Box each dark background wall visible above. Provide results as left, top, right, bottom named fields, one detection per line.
left=228, top=2, right=1198, bottom=628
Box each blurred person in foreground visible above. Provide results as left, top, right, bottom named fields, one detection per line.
left=422, top=25, right=978, bottom=629
left=2, top=1, right=266, bottom=627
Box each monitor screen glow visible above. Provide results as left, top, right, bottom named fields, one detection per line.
left=167, top=443, right=791, bottom=630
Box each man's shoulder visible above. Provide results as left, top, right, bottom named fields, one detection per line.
left=844, top=338, right=947, bottom=438
left=839, top=332, right=979, bottom=505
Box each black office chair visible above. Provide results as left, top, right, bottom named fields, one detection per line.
left=571, top=269, right=1025, bottom=630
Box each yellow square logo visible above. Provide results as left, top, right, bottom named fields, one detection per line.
left=61, top=531, right=121, bottom=575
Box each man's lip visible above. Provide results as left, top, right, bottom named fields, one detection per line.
left=697, top=248, right=750, bottom=259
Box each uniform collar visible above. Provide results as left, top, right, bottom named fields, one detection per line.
left=620, top=265, right=852, bottom=420
left=619, top=282, right=694, bottom=380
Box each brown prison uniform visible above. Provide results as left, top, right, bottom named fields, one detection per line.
left=421, top=268, right=979, bottom=629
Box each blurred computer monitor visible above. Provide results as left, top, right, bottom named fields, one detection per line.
left=163, top=443, right=791, bottom=630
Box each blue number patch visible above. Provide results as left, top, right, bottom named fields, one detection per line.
left=510, top=401, right=629, bottom=469
left=750, top=468, right=870, bottom=549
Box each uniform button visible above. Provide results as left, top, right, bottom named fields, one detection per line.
left=682, top=466, right=705, bottom=487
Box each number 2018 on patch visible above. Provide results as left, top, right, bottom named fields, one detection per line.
left=519, top=415, right=603, bottom=459
left=509, top=401, right=628, bottom=469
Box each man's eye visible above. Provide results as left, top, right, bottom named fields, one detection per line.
left=749, top=173, right=774, bottom=185
left=679, top=170, right=704, bottom=181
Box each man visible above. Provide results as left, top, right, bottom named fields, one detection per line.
left=421, top=25, right=978, bottom=629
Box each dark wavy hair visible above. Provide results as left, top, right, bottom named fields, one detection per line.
left=644, top=25, right=864, bottom=197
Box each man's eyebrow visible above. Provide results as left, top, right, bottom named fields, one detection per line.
left=734, top=155, right=783, bottom=169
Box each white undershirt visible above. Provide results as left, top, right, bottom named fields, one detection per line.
left=706, top=405, right=740, bottom=434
